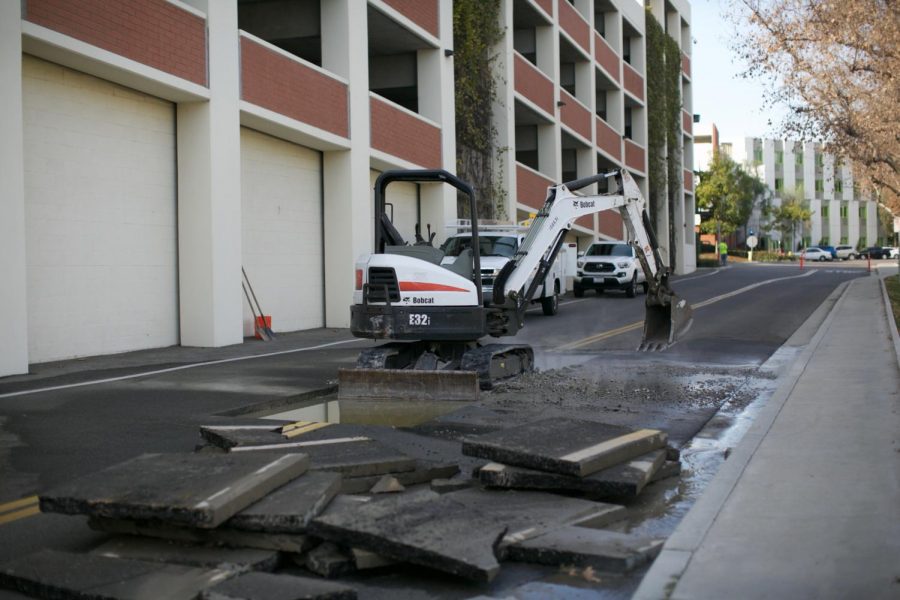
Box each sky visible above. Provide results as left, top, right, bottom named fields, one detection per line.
left=688, top=0, right=787, bottom=150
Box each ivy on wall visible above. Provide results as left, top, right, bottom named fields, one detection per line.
left=453, top=0, right=505, bottom=219
left=645, top=8, right=683, bottom=267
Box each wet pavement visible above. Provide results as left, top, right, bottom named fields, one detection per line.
left=0, top=263, right=871, bottom=598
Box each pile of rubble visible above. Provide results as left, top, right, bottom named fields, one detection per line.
left=0, top=417, right=681, bottom=599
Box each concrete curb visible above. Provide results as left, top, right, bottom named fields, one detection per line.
left=878, top=274, right=900, bottom=371
left=632, top=277, right=855, bottom=600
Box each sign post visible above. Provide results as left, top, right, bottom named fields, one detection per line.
left=746, top=235, right=758, bottom=262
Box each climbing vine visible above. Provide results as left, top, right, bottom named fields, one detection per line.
left=645, top=9, right=683, bottom=267
left=453, top=0, right=505, bottom=219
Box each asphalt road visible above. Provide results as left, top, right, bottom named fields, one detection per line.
left=0, top=261, right=869, bottom=586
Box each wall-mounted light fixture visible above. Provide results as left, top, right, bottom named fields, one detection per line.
left=444, top=49, right=454, bottom=57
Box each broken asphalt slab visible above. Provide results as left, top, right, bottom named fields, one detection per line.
left=226, top=439, right=417, bottom=478
left=40, top=453, right=310, bottom=528
left=201, top=571, right=356, bottom=600
left=226, top=471, right=342, bottom=533
left=0, top=549, right=234, bottom=600
left=461, top=418, right=667, bottom=477
left=89, top=517, right=316, bottom=553
left=90, top=537, right=279, bottom=571
left=506, top=526, right=664, bottom=573
left=309, top=490, right=507, bottom=582
left=445, top=488, right=626, bottom=549
left=339, top=461, right=459, bottom=494
left=478, top=449, right=666, bottom=497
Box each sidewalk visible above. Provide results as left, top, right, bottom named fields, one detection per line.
left=635, top=272, right=900, bottom=599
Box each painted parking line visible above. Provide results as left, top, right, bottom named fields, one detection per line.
left=555, top=269, right=819, bottom=351
left=0, top=338, right=367, bottom=400
left=0, top=495, right=40, bottom=526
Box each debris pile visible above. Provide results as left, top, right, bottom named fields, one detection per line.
left=469, top=417, right=681, bottom=499
left=0, top=417, right=682, bottom=598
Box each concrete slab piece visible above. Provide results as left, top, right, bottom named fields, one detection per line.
left=478, top=449, right=666, bottom=497
left=339, top=461, right=458, bottom=494
left=40, top=453, right=309, bottom=528
left=649, top=459, right=681, bottom=483
left=0, top=549, right=234, bottom=600
left=89, top=517, right=317, bottom=553
left=506, top=527, right=664, bottom=573
left=229, top=439, right=416, bottom=479
left=445, top=488, right=626, bottom=548
left=338, top=368, right=479, bottom=402
left=461, top=418, right=667, bottom=477
left=201, top=571, right=356, bottom=600
left=303, top=543, right=356, bottom=579
left=370, top=475, right=404, bottom=494
left=309, top=490, right=507, bottom=582
left=200, top=423, right=350, bottom=450
left=226, top=471, right=341, bottom=533
left=91, top=537, right=279, bottom=571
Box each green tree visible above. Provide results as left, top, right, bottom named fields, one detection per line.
left=770, top=190, right=813, bottom=251
left=696, top=153, right=756, bottom=240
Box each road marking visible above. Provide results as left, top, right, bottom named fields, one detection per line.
left=524, top=298, right=589, bottom=315
left=555, top=269, right=819, bottom=351
left=0, top=496, right=40, bottom=526
left=0, top=338, right=366, bottom=400
left=672, top=269, right=721, bottom=283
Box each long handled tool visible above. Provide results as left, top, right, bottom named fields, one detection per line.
left=242, top=267, right=276, bottom=340
left=241, top=280, right=271, bottom=342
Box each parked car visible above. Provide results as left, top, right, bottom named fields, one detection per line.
left=800, top=247, right=833, bottom=262
left=816, top=245, right=838, bottom=259
left=834, top=245, right=856, bottom=260
left=858, top=246, right=890, bottom=259
left=885, top=246, right=899, bottom=259
left=574, top=241, right=647, bottom=298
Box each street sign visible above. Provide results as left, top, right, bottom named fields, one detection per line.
left=746, top=235, right=758, bottom=249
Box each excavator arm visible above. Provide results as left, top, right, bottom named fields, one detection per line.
left=490, top=169, right=693, bottom=349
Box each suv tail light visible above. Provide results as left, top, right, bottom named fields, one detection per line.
left=355, top=269, right=363, bottom=290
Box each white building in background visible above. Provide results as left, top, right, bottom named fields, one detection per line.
left=743, top=137, right=876, bottom=252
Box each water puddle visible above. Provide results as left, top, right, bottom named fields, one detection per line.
left=516, top=373, right=780, bottom=598
left=261, top=395, right=471, bottom=428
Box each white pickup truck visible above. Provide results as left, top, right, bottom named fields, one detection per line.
left=574, top=240, right=648, bottom=298
left=439, top=225, right=565, bottom=315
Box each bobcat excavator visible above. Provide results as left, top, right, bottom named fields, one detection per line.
left=341, top=168, right=693, bottom=396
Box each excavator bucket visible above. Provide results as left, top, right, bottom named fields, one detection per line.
left=640, top=286, right=693, bottom=351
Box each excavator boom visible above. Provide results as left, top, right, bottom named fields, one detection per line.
left=489, top=170, right=692, bottom=349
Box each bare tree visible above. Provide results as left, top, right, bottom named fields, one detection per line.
left=729, top=0, right=900, bottom=211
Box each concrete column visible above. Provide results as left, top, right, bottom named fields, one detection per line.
left=321, top=0, right=371, bottom=327
left=494, top=0, right=517, bottom=221
left=420, top=0, right=457, bottom=241
left=176, top=0, right=243, bottom=347
left=0, top=3, right=28, bottom=376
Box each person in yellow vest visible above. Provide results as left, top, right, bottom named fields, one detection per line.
left=719, top=240, right=728, bottom=265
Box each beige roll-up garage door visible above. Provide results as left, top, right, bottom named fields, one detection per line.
left=22, top=56, right=178, bottom=363
left=241, top=128, right=323, bottom=333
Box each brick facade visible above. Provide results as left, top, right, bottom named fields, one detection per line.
left=381, top=0, right=439, bottom=37
left=594, top=33, right=620, bottom=82
left=26, top=0, right=206, bottom=86
left=516, top=164, right=554, bottom=212
left=596, top=116, right=622, bottom=161
left=622, top=62, right=644, bottom=102
left=240, top=37, right=349, bottom=138
left=370, top=96, right=441, bottom=169
left=558, top=0, right=590, bottom=53
left=514, top=54, right=555, bottom=116
left=560, top=89, right=591, bottom=141
left=624, top=139, right=646, bottom=173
